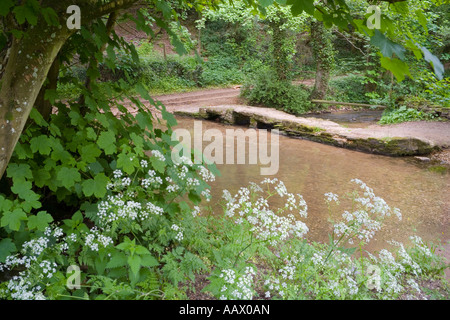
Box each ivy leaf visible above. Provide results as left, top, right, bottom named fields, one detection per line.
left=57, top=167, right=81, bottom=189
left=370, top=30, right=406, bottom=61
left=27, top=211, right=53, bottom=231
left=0, top=239, right=16, bottom=262
left=40, top=7, right=59, bottom=26
left=81, top=173, right=109, bottom=198
left=1, top=209, right=27, bottom=231
left=85, top=127, right=97, bottom=141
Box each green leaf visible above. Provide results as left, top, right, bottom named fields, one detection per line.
left=44, top=89, right=58, bottom=105
left=85, top=127, right=97, bottom=141
left=140, top=254, right=159, bottom=268
left=57, top=167, right=81, bottom=189
left=0, top=239, right=16, bottom=262
left=97, top=130, right=117, bottom=155
left=106, top=252, right=128, bottom=268
left=415, top=9, right=428, bottom=34
left=30, top=135, right=54, bottom=155
left=380, top=56, right=411, bottom=82
left=1, top=209, right=27, bottom=231
left=419, top=45, right=444, bottom=80
left=27, top=211, right=53, bottom=231
left=13, top=4, right=38, bottom=25
left=370, top=30, right=406, bottom=60
left=135, top=83, right=152, bottom=101
left=40, top=7, right=59, bottom=26
left=135, top=245, right=150, bottom=256
left=150, top=157, right=166, bottom=174
left=80, top=143, right=102, bottom=163
left=81, top=173, right=109, bottom=198
left=117, top=152, right=138, bottom=175
left=287, top=0, right=315, bottom=16
left=0, top=0, right=14, bottom=17
left=128, top=255, right=142, bottom=276
left=11, top=180, right=32, bottom=198
left=259, top=0, right=274, bottom=8
left=33, top=168, right=51, bottom=188
left=6, top=163, right=33, bottom=182
left=29, top=108, right=48, bottom=127
left=0, top=195, right=13, bottom=213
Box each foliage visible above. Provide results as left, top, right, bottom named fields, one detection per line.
left=241, top=67, right=312, bottom=114
left=378, top=106, right=437, bottom=124
left=0, top=97, right=218, bottom=298
left=327, top=74, right=369, bottom=104
left=203, top=179, right=448, bottom=300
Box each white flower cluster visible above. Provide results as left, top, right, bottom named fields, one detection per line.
left=198, top=165, right=215, bottom=182
left=39, top=260, right=57, bottom=278
left=97, top=193, right=164, bottom=226
left=409, top=235, right=433, bottom=257
left=324, top=192, right=339, bottom=203
left=171, top=224, right=184, bottom=241
left=2, top=276, right=46, bottom=300
left=351, top=179, right=402, bottom=220
left=219, top=267, right=256, bottom=300
left=84, top=227, right=113, bottom=251
left=152, top=150, right=166, bottom=162
left=331, top=179, right=402, bottom=245
left=223, top=180, right=309, bottom=245
left=191, top=206, right=201, bottom=218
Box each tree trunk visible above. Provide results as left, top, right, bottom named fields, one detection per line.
left=309, top=20, right=334, bottom=103
left=0, top=25, right=72, bottom=179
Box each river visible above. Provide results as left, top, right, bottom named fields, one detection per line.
left=174, top=117, right=449, bottom=255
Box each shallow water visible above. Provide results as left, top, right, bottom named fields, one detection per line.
left=174, top=117, right=449, bottom=254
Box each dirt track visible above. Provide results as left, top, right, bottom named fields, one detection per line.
left=154, top=87, right=243, bottom=109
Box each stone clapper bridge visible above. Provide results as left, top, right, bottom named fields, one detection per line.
left=171, top=104, right=449, bottom=157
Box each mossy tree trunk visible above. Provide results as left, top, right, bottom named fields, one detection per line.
left=0, top=24, right=71, bottom=180
left=309, top=20, right=334, bottom=102
left=269, top=18, right=290, bottom=82
left=0, top=0, right=139, bottom=180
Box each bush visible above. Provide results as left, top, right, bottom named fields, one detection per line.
left=0, top=75, right=217, bottom=299
left=241, top=68, right=312, bottom=115
left=327, top=73, right=369, bottom=104
left=379, top=106, right=437, bottom=124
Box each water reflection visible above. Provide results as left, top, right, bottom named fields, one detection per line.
left=174, top=117, right=449, bottom=254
